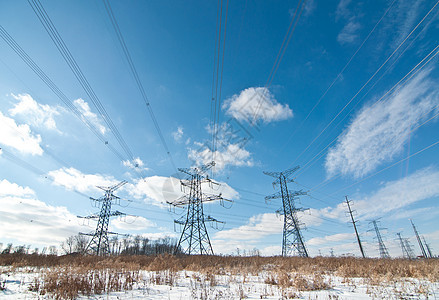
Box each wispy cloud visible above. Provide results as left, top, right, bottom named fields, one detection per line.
left=9, top=93, right=60, bottom=131
left=308, top=233, right=355, bottom=246
left=172, top=126, right=184, bottom=142
left=48, top=167, right=118, bottom=193
left=223, top=87, right=293, bottom=124
left=0, top=111, right=43, bottom=155
left=303, top=0, right=316, bottom=17
left=111, top=216, right=155, bottom=231
left=321, top=167, right=439, bottom=221
left=335, top=0, right=352, bottom=21
left=326, top=69, right=439, bottom=178
left=337, top=20, right=361, bottom=45
left=188, top=121, right=254, bottom=171
left=122, top=157, right=149, bottom=172
left=389, top=0, right=423, bottom=48
left=73, top=98, right=107, bottom=135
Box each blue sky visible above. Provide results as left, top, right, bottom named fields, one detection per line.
left=0, top=0, right=438, bottom=257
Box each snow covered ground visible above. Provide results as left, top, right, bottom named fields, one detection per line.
left=1, top=266, right=438, bottom=299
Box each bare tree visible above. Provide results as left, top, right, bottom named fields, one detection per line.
left=61, top=236, right=75, bottom=254
left=74, top=234, right=88, bottom=253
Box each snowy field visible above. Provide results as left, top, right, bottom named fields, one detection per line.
left=1, top=267, right=438, bottom=299
left=0, top=255, right=438, bottom=299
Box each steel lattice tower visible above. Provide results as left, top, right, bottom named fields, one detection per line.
left=422, top=237, right=433, bottom=258
left=264, top=166, right=308, bottom=257
left=397, top=232, right=415, bottom=259
left=411, top=219, right=427, bottom=258
left=371, top=220, right=390, bottom=258
left=168, top=162, right=230, bottom=255
left=80, top=181, right=127, bottom=256
left=345, top=196, right=366, bottom=258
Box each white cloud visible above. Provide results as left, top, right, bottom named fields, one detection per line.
left=172, top=126, right=184, bottom=142
left=389, top=0, right=422, bottom=48
left=188, top=142, right=253, bottom=171
left=223, top=87, right=293, bottom=124
left=48, top=167, right=118, bottom=193
left=260, top=245, right=282, bottom=256
left=139, top=232, right=178, bottom=241
left=111, top=216, right=155, bottom=231
left=214, top=213, right=282, bottom=241
left=337, top=20, right=361, bottom=45
left=127, top=175, right=239, bottom=207
left=0, top=179, right=35, bottom=197
left=128, top=176, right=183, bottom=207
left=202, top=180, right=239, bottom=201
left=326, top=69, right=439, bottom=178
left=336, top=0, right=351, bottom=20
left=321, top=167, right=439, bottom=221
left=303, top=0, right=316, bottom=17
left=9, top=93, right=60, bottom=130
left=0, top=111, right=43, bottom=155
left=0, top=182, right=84, bottom=245
left=122, top=157, right=149, bottom=172
left=73, top=98, right=107, bottom=135
left=307, top=233, right=355, bottom=246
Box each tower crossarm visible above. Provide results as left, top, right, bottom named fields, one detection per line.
left=167, top=195, right=190, bottom=207
left=97, top=180, right=127, bottom=193
left=264, top=166, right=300, bottom=186
left=265, top=191, right=282, bottom=200
left=110, top=210, right=125, bottom=217
left=78, top=214, right=99, bottom=219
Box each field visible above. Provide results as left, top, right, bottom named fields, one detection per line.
left=0, top=254, right=438, bottom=299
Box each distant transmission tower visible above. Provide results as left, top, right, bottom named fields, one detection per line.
left=168, top=162, right=231, bottom=255
left=422, top=236, right=433, bottom=258
left=410, top=219, right=427, bottom=258
left=345, top=196, right=366, bottom=258
left=80, top=181, right=128, bottom=256
left=397, top=232, right=415, bottom=259
left=404, top=239, right=416, bottom=259
left=264, top=166, right=308, bottom=257
left=370, top=220, right=390, bottom=258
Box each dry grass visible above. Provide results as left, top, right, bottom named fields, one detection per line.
left=1, top=253, right=438, bottom=299
left=2, top=253, right=438, bottom=280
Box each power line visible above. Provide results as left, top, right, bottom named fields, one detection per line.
left=101, top=0, right=178, bottom=174
left=0, top=147, right=89, bottom=199
left=251, top=0, right=306, bottom=123
left=28, top=0, right=144, bottom=177
left=329, top=137, right=439, bottom=197
left=293, top=44, right=439, bottom=190
left=289, top=0, right=439, bottom=168
left=280, top=0, right=398, bottom=151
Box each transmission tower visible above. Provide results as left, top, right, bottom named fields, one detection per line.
left=263, top=166, right=308, bottom=257
left=370, top=220, right=390, bottom=258
left=79, top=181, right=128, bottom=256
left=422, top=236, right=433, bottom=258
left=345, top=196, right=366, bottom=258
left=397, top=232, right=415, bottom=259
left=404, top=239, right=416, bottom=259
left=168, top=161, right=231, bottom=255
left=410, top=219, right=427, bottom=258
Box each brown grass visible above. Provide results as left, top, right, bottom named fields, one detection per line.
left=2, top=253, right=438, bottom=298
left=1, top=253, right=438, bottom=280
